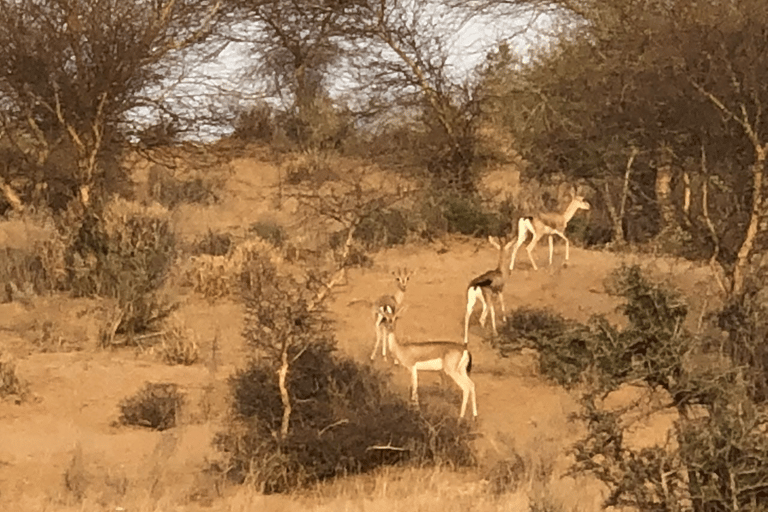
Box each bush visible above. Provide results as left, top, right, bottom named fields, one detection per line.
left=193, top=229, right=233, bottom=257
left=67, top=199, right=178, bottom=341
left=496, top=307, right=595, bottom=388
left=157, top=319, right=199, bottom=366
left=217, top=255, right=474, bottom=493
left=118, top=382, right=184, bottom=431
left=232, top=103, right=275, bottom=142
left=282, top=149, right=337, bottom=185
left=354, top=208, right=411, bottom=250
left=215, top=340, right=475, bottom=493
left=712, top=276, right=768, bottom=403
left=496, top=265, right=692, bottom=392
left=0, top=353, right=28, bottom=402
left=249, top=220, right=286, bottom=248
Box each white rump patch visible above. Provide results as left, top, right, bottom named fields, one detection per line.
left=414, top=359, right=444, bottom=371
left=380, top=305, right=394, bottom=315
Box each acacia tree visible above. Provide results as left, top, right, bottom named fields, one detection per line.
left=470, top=0, right=768, bottom=296
left=221, top=0, right=361, bottom=148
left=0, top=0, right=222, bottom=210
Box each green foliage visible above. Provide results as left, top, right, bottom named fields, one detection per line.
left=712, top=276, right=768, bottom=402
left=496, top=265, right=692, bottom=393
left=118, top=382, right=184, bottom=431
left=496, top=307, right=594, bottom=387
left=216, top=340, right=475, bottom=493
left=66, top=200, right=178, bottom=339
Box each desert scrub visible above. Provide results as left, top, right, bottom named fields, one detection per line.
left=67, top=198, right=178, bottom=341
left=118, top=382, right=184, bottom=431
left=0, top=353, right=29, bottom=402
left=216, top=340, right=475, bottom=494
left=157, top=317, right=199, bottom=366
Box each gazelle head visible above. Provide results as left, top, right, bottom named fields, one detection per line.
left=572, top=195, right=591, bottom=211
left=392, top=267, right=414, bottom=293
left=488, top=235, right=515, bottom=268
left=380, top=304, right=408, bottom=341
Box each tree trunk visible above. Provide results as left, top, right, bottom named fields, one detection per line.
left=731, top=144, right=766, bottom=296
left=278, top=341, right=291, bottom=440
left=599, top=180, right=625, bottom=245
left=655, top=150, right=677, bottom=236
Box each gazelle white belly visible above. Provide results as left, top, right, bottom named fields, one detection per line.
left=414, top=359, right=444, bottom=371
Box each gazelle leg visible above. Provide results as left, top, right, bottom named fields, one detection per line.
left=489, top=298, right=497, bottom=334
left=526, top=233, right=541, bottom=271
left=410, top=367, right=420, bottom=405
left=370, top=315, right=382, bottom=360
left=478, top=292, right=489, bottom=327
left=464, top=288, right=479, bottom=345
left=498, top=291, right=507, bottom=323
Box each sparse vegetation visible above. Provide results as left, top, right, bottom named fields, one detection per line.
left=118, top=382, right=184, bottom=431
left=216, top=340, right=475, bottom=493
left=68, top=199, right=178, bottom=342
left=0, top=353, right=28, bottom=402
left=158, top=319, right=199, bottom=366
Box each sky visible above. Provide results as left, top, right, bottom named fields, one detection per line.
left=133, top=5, right=557, bottom=142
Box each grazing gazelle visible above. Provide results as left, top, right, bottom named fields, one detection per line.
left=371, top=267, right=414, bottom=361
left=464, top=236, right=515, bottom=345
left=381, top=306, right=477, bottom=419
left=509, top=195, right=591, bottom=271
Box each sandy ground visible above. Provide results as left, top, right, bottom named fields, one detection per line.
left=0, top=151, right=720, bottom=510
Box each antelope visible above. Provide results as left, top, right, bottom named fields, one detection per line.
left=381, top=306, right=477, bottom=419
left=509, top=195, right=591, bottom=270
left=371, top=267, right=414, bottom=361
left=464, top=236, right=515, bottom=345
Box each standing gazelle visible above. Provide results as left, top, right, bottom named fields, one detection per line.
left=371, top=267, right=414, bottom=361
left=464, top=236, right=515, bottom=345
left=509, top=195, right=591, bottom=271
left=381, top=306, right=477, bottom=419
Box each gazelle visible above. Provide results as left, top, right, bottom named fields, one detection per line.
left=464, top=236, right=515, bottom=345
left=381, top=306, right=477, bottom=419
left=371, top=267, right=414, bottom=361
left=509, top=195, right=591, bottom=271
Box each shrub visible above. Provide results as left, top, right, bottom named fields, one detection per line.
left=0, top=353, right=28, bottom=402
left=193, top=229, right=233, bottom=257
left=249, top=219, right=286, bottom=248
left=712, top=276, right=768, bottom=403
left=282, top=149, right=337, bottom=185
left=215, top=341, right=475, bottom=493
left=354, top=208, right=410, bottom=250
left=497, top=265, right=692, bottom=392
left=216, top=255, right=474, bottom=493
left=496, top=307, right=595, bottom=388
left=158, top=318, right=199, bottom=366
left=118, top=382, right=184, bottom=431
left=232, top=103, right=275, bottom=142
left=67, top=199, right=178, bottom=341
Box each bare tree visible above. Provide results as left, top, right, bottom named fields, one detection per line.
left=0, top=0, right=222, bottom=209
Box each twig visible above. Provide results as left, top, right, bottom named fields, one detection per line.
left=318, top=419, right=349, bottom=437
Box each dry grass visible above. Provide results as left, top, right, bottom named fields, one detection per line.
left=182, top=237, right=284, bottom=299
left=1, top=466, right=537, bottom=512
